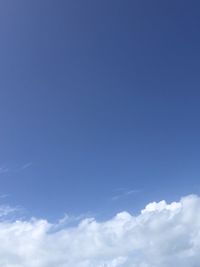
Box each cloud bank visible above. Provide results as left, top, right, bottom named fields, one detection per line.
left=0, top=195, right=200, bottom=267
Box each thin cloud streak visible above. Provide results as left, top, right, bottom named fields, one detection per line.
left=111, top=188, right=142, bottom=201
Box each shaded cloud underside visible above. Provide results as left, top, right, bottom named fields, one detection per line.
left=0, top=195, right=199, bottom=267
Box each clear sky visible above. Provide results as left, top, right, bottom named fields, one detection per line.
left=0, top=0, right=200, bottom=221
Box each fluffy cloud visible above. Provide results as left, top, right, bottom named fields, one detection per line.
left=0, top=195, right=199, bottom=267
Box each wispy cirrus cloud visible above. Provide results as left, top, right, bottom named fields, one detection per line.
left=0, top=162, right=33, bottom=176
left=111, top=188, right=141, bottom=201
left=0, top=205, right=18, bottom=217
left=0, top=194, right=9, bottom=199
left=20, top=162, right=33, bottom=170
left=0, top=166, right=9, bottom=174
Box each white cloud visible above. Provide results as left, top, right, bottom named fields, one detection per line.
left=0, top=205, right=18, bottom=217
left=111, top=188, right=141, bottom=201
left=0, top=195, right=199, bottom=266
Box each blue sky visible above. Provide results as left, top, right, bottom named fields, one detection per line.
left=0, top=0, right=200, bottom=221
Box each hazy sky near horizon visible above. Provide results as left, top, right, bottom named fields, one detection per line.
left=0, top=0, right=200, bottom=221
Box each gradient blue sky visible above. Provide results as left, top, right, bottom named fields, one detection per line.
left=0, top=0, right=200, bottom=221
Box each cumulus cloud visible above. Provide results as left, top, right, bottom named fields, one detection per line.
left=0, top=195, right=199, bottom=266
